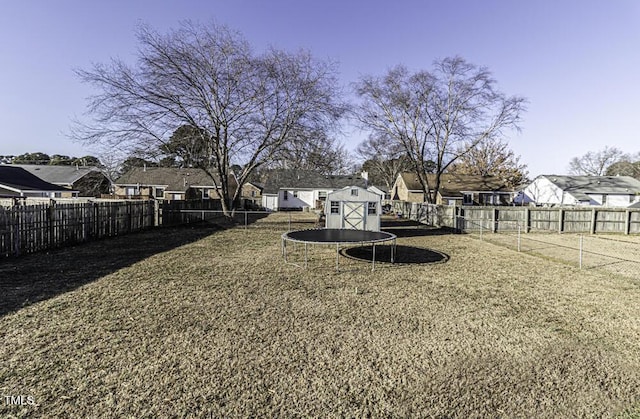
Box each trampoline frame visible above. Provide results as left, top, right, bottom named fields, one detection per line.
left=281, top=229, right=397, bottom=271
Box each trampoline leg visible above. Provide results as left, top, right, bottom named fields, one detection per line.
left=372, top=242, right=376, bottom=271
left=336, top=243, right=339, bottom=271
left=283, top=238, right=287, bottom=262
left=304, top=242, right=308, bottom=269
left=392, top=239, right=396, bottom=263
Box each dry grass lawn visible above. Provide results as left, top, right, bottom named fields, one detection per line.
left=1, top=214, right=639, bottom=417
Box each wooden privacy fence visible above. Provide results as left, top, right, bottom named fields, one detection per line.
left=407, top=203, right=640, bottom=234
left=0, top=201, right=156, bottom=258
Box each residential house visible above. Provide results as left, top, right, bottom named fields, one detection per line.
left=367, top=185, right=391, bottom=201
left=519, top=175, right=640, bottom=207
left=0, top=166, right=76, bottom=198
left=260, top=169, right=368, bottom=211
left=241, top=181, right=263, bottom=209
left=114, top=167, right=237, bottom=201
left=392, top=172, right=515, bottom=205
left=14, top=164, right=110, bottom=197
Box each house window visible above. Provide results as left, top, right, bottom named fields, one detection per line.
left=202, top=189, right=210, bottom=199
left=351, top=189, right=358, bottom=197
left=367, top=202, right=377, bottom=215
left=330, top=201, right=339, bottom=214
left=283, top=191, right=288, bottom=201
left=463, top=193, right=473, bottom=205
left=318, top=191, right=327, bottom=201
left=293, top=191, right=298, bottom=198
left=251, top=190, right=256, bottom=197
left=155, top=188, right=164, bottom=198
left=126, top=187, right=136, bottom=196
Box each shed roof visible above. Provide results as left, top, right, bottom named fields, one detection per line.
left=327, top=185, right=382, bottom=199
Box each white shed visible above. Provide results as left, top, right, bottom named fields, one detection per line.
left=324, top=186, right=381, bottom=231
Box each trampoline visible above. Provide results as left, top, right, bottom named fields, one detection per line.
left=281, top=229, right=397, bottom=271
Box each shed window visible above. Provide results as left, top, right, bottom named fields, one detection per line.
left=330, top=201, right=339, bottom=214
left=367, top=202, right=377, bottom=215
left=351, top=189, right=358, bottom=197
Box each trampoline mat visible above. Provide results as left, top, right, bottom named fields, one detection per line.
left=284, top=229, right=395, bottom=244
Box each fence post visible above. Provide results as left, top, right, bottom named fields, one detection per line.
left=493, top=207, right=498, bottom=233
left=579, top=234, right=583, bottom=269
left=524, top=207, right=530, bottom=233
left=13, top=207, right=20, bottom=257
left=625, top=210, right=631, bottom=235
left=590, top=208, right=597, bottom=234
left=245, top=211, right=248, bottom=231
left=451, top=204, right=456, bottom=229
left=154, top=200, right=161, bottom=226
left=558, top=208, right=564, bottom=233
left=48, top=202, right=55, bottom=247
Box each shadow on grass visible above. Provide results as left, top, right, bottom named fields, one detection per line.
left=341, top=244, right=450, bottom=265
left=0, top=224, right=219, bottom=317
left=381, top=218, right=457, bottom=238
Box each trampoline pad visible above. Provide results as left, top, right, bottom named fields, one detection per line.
left=283, top=228, right=395, bottom=244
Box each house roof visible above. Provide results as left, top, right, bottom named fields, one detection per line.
left=13, top=164, right=105, bottom=186
left=398, top=172, right=513, bottom=197
left=369, top=184, right=389, bottom=193
left=115, top=167, right=226, bottom=192
left=542, top=175, right=640, bottom=195
left=261, top=169, right=367, bottom=194
left=0, top=166, right=72, bottom=193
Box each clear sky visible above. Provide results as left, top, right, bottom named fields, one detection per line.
left=1, top=0, right=639, bottom=177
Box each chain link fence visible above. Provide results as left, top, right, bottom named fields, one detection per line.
left=459, top=216, right=640, bottom=280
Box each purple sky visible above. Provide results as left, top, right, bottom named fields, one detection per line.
left=1, top=0, right=639, bottom=176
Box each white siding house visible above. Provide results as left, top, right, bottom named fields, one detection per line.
left=260, top=169, right=368, bottom=211
left=520, top=175, right=640, bottom=207
left=324, top=186, right=381, bottom=231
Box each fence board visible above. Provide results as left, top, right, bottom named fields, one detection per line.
left=411, top=203, right=640, bottom=235
left=0, top=201, right=156, bottom=258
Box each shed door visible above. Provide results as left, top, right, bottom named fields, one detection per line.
left=342, top=201, right=366, bottom=230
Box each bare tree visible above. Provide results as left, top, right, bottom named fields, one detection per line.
left=269, top=128, right=354, bottom=174
left=72, top=21, right=346, bottom=215
left=355, top=57, right=526, bottom=203
left=356, top=133, right=412, bottom=189
left=605, top=152, right=640, bottom=179
left=568, top=146, right=627, bottom=176
left=448, top=137, right=528, bottom=187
